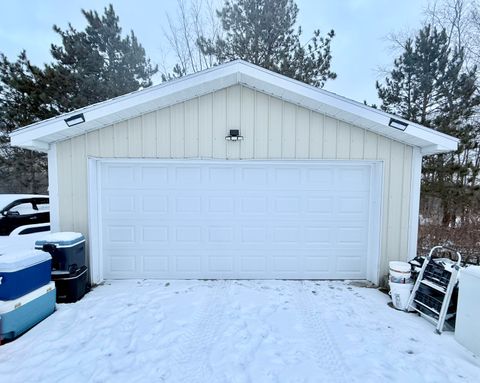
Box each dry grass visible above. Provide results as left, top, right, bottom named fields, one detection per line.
left=417, top=220, right=480, bottom=265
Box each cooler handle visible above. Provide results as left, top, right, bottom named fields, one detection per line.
left=42, top=243, right=57, bottom=252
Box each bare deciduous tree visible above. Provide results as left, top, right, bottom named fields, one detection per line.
left=161, top=0, right=222, bottom=79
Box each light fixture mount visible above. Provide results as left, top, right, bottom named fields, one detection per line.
left=388, top=118, right=408, bottom=131
left=65, top=113, right=85, bottom=127
left=225, top=129, right=244, bottom=141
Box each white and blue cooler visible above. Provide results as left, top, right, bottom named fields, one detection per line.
left=0, top=249, right=52, bottom=301
left=0, top=282, right=56, bottom=342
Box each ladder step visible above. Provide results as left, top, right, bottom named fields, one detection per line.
left=414, top=299, right=440, bottom=315
left=420, top=279, right=447, bottom=293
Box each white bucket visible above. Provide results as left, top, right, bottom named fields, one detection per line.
left=389, top=280, right=414, bottom=311
left=389, top=261, right=411, bottom=280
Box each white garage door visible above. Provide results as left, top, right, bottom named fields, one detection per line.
left=99, top=160, right=380, bottom=279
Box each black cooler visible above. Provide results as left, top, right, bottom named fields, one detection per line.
left=35, top=232, right=88, bottom=303
left=52, top=266, right=88, bottom=303
left=35, top=232, right=86, bottom=272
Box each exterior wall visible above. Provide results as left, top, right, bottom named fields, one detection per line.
left=55, top=84, right=414, bottom=279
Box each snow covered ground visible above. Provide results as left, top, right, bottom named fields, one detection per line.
left=1, top=280, right=479, bottom=383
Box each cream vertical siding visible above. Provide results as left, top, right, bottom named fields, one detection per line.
left=56, top=84, right=414, bottom=280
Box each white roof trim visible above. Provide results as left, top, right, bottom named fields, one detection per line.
left=10, top=60, right=458, bottom=154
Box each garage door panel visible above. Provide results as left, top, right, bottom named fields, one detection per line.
left=107, top=255, right=136, bottom=273
left=102, top=165, right=136, bottom=187
left=336, top=167, right=370, bottom=191
left=175, top=166, right=202, bottom=184
left=208, top=256, right=235, bottom=272
left=141, top=195, right=168, bottom=213
left=141, top=166, right=168, bottom=185
left=106, top=225, right=136, bottom=244
left=102, top=221, right=367, bottom=250
left=101, top=191, right=369, bottom=219
left=100, top=160, right=377, bottom=279
left=143, top=256, right=169, bottom=272
left=103, top=249, right=368, bottom=279
left=142, top=226, right=169, bottom=242
left=240, top=256, right=267, bottom=272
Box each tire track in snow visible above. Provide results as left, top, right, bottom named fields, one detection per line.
left=294, top=281, right=348, bottom=383
left=173, top=280, right=231, bottom=383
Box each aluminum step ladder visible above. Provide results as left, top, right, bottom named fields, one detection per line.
left=406, top=246, right=461, bottom=334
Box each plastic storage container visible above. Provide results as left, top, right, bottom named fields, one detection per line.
left=0, top=250, right=51, bottom=300
left=415, top=284, right=455, bottom=317
left=389, top=279, right=414, bottom=311
left=35, top=232, right=85, bottom=272
left=423, top=260, right=452, bottom=288
left=455, top=267, right=480, bottom=356
left=0, top=282, right=56, bottom=343
left=52, top=266, right=88, bottom=303
left=389, top=261, right=412, bottom=281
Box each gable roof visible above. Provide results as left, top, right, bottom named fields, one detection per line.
left=10, top=60, right=458, bottom=155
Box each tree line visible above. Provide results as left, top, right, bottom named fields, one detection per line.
left=1, top=0, right=479, bottom=235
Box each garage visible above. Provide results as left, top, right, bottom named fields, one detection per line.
left=10, top=60, right=459, bottom=285
left=98, top=160, right=381, bottom=280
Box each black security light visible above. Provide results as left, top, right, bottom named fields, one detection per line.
left=65, top=113, right=85, bottom=127
left=225, top=129, right=244, bottom=141
left=388, top=118, right=408, bottom=131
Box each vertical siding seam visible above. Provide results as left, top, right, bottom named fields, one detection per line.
left=335, top=118, right=338, bottom=158
left=322, top=113, right=326, bottom=159
left=280, top=101, right=284, bottom=158
left=196, top=96, right=200, bottom=158
left=112, top=123, right=116, bottom=157
left=347, top=124, right=352, bottom=160
left=267, top=95, right=271, bottom=157
left=113, top=123, right=117, bottom=157
left=126, top=121, right=130, bottom=157
left=154, top=110, right=158, bottom=157
left=337, top=119, right=340, bottom=158
left=224, top=90, right=228, bottom=158
left=347, top=123, right=351, bottom=159
left=169, top=106, right=173, bottom=158
left=183, top=101, right=186, bottom=158
left=310, top=110, right=313, bottom=158
left=140, top=116, right=144, bottom=156
left=239, top=87, right=243, bottom=159
left=293, top=105, right=297, bottom=158
left=69, top=139, right=75, bottom=231
left=253, top=90, right=256, bottom=157
left=348, top=124, right=354, bottom=160
left=362, top=128, right=366, bottom=159
left=210, top=93, right=214, bottom=157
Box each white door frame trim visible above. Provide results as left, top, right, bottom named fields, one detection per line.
left=88, top=158, right=383, bottom=285
left=88, top=158, right=103, bottom=284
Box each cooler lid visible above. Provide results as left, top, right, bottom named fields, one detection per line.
left=0, top=281, right=55, bottom=314
left=462, top=266, right=480, bottom=280
left=0, top=249, right=51, bottom=272
left=35, top=232, right=85, bottom=248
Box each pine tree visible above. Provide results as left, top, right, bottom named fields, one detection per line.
left=197, top=0, right=336, bottom=87
left=48, top=4, right=157, bottom=111
left=0, top=4, right=157, bottom=193
left=0, top=52, right=54, bottom=193
left=377, top=25, right=480, bottom=225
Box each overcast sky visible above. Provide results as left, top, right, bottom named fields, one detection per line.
left=0, top=0, right=429, bottom=104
